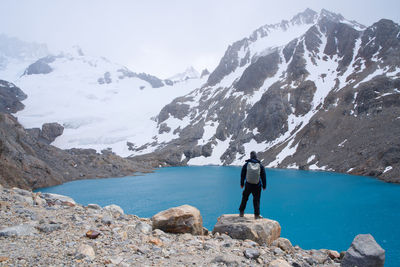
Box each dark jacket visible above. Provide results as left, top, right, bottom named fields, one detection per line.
left=240, top=158, right=267, bottom=189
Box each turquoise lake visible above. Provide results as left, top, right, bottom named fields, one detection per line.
left=37, top=166, right=400, bottom=266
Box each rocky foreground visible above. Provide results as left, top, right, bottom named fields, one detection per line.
left=0, top=185, right=385, bottom=267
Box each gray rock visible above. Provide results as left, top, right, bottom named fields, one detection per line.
left=13, top=194, right=33, bottom=205
left=0, top=224, right=38, bottom=237
left=101, top=215, right=114, bottom=225
left=268, top=259, right=292, bottom=267
left=0, top=80, right=27, bottom=114
left=243, top=248, right=260, bottom=259
left=272, top=237, right=294, bottom=254
left=36, top=223, right=62, bottom=233
left=211, top=255, right=239, bottom=266
left=135, top=221, right=152, bottom=234
left=40, top=122, right=64, bottom=144
left=341, top=234, right=385, bottom=267
left=76, top=244, right=95, bottom=260
left=103, top=204, right=124, bottom=214
left=87, top=203, right=101, bottom=210
left=23, top=56, right=55, bottom=75
left=212, top=214, right=281, bottom=245
left=12, top=187, right=31, bottom=196
left=41, top=193, right=76, bottom=205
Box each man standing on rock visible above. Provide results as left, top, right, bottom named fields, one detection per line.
left=239, top=151, right=266, bottom=219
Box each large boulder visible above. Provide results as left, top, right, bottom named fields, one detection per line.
left=341, top=234, right=385, bottom=267
left=41, top=193, right=76, bottom=205
left=151, top=205, right=203, bottom=235
left=212, top=214, right=281, bottom=245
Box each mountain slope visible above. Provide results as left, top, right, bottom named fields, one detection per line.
left=133, top=9, right=400, bottom=182
left=11, top=48, right=208, bottom=157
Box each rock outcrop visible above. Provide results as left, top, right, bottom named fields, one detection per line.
left=0, top=112, right=153, bottom=190
left=341, top=234, right=385, bottom=267
left=0, top=187, right=387, bottom=266
left=152, top=205, right=203, bottom=235
left=0, top=80, right=27, bottom=113
left=212, top=214, right=281, bottom=245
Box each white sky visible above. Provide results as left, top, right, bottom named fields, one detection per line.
left=0, top=0, right=399, bottom=78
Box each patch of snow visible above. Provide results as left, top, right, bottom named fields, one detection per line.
left=347, top=168, right=355, bottom=173
left=307, top=155, right=316, bottom=163
left=355, top=68, right=385, bottom=88
left=187, top=137, right=231, bottom=165
left=309, top=163, right=327, bottom=171
left=338, top=139, right=347, bottom=147
left=267, top=139, right=299, bottom=167
left=383, top=166, right=393, bottom=173
left=287, top=163, right=298, bottom=169
left=337, top=38, right=362, bottom=89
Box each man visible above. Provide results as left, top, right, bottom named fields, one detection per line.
left=239, top=151, right=267, bottom=219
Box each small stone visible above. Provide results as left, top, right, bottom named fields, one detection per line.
left=76, top=244, right=95, bottom=260
left=86, top=230, right=100, bottom=239
left=41, top=193, right=76, bottom=205
left=211, top=255, right=238, bottom=266
left=328, top=250, right=340, bottom=259
left=309, top=249, right=328, bottom=264
left=149, top=237, right=163, bottom=247
left=202, top=227, right=209, bottom=235
left=0, top=257, right=9, bottom=262
left=273, top=247, right=284, bottom=256
left=152, top=229, right=166, bottom=236
left=108, top=256, right=124, bottom=264
left=243, top=248, right=260, bottom=259
left=103, top=204, right=124, bottom=214
left=268, top=258, right=292, bottom=267
left=101, top=215, right=113, bottom=225
left=203, top=243, right=215, bottom=250
left=135, top=221, right=152, bottom=234
left=272, top=237, right=294, bottom=254
left=87, top=203, right=101, bottom=210
left=36, top=223, right=62, bottom=233
left=243, top=240, right=258, bottom=247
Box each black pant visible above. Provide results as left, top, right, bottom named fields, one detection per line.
left=239, top=183, right=261, bottom=216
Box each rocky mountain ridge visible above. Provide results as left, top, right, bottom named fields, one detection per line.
left=132, top=9, right=400, bottom=183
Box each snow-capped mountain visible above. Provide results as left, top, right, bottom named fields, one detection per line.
left=0, top=34, right=49, bottom=81
left=9, top=47, right=208, bottom=156
left=134, top=9, right=400, bottom=182
left=168, top=66, right=201, bottom=83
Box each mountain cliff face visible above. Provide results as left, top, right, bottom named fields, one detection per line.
left=133, top=9, right=400, bottom=182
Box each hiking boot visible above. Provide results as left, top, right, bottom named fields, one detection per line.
left=254, top=215, right=263, bottom=220
left=239, top=211, right=244, bottom=217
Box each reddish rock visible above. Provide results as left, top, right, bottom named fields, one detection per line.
left=86, top=230, right=100, bottom=239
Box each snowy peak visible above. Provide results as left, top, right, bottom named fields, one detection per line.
left=290, top=8, right=318, bottom=25
left=205, top=8, right=366, bottom=88
left=168, top=66, right=200, bottom=82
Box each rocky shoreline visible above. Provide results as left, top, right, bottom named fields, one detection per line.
left=0, top=185, right=385, bottom=266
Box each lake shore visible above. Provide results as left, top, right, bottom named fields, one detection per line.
left=0, top=185, right=351, bottom=266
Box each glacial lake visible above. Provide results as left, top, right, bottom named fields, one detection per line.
left=37, top=166, right=400, bottom=267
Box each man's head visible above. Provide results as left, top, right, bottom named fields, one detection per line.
left=250, top=151, right=257, bottom=159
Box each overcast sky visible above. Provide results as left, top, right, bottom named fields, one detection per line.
left=1, top=0, right=399, bottom=78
